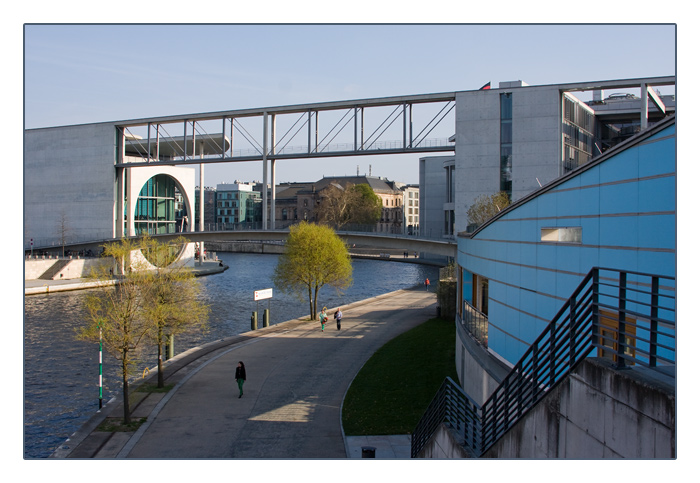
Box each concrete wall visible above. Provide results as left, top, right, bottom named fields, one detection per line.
left=419, top=155, right=452, bottom=239
left=454, top=85, right=563, bottom=234
left=25, top=123, right=118, bottom=249
left=416, top=423, right=471, bottom=459
left=24, top=258, right=111, bottom=280
left=481, top=358, right=675, bottom=458
left=455, top=321, right=510, bottom=405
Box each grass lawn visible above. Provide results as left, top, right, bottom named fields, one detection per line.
left=342, top=317, right=459, bottom=435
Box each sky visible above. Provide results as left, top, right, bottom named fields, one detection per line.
left=22, top=23, right=678, bottom=186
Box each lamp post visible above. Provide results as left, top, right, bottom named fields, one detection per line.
left=98, top=323, right=103, bottom=410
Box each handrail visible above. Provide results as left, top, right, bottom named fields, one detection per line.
left=411, top=267, right=676, bottom=458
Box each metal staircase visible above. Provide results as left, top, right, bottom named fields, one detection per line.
left=411, top=267, right=676, bottom=458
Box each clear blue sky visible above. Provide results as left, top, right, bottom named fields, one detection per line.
left=24, top=24, right=677, bottom=127
left=23, top=24, right=676, bottom=185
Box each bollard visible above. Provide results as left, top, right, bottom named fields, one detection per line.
left=263, top=309, right=269, bottom=328
left=361, top=446, right=376, bottom=458
left=251, top=311, right=258, bottom=330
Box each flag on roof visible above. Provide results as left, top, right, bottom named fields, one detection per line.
left=479, top=81, right=491, bottom=90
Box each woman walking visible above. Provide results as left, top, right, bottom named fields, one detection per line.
left=235, top=361, right=246, bottom=398
left=319, top=307, right=328, bottom=331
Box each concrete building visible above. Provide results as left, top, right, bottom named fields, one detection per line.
left=401, top=184, right=420, bottom=235
left=431, top=115, right=676, bottom=458
left=419, top=155, right=455, bottom=239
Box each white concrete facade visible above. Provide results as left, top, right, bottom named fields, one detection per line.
left=454, top=83, right=563, bottom=234
left=25, top=123, right=197, bottom=252
left=25, top=123, right=118, bottom=248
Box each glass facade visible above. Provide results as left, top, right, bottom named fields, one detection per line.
left=131, top=175, right=186, bottom=235
left=500, top=93, right=513, bottom=198
left=562, top=94, right=595, bottom=173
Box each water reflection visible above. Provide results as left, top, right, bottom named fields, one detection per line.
left=24, top=253, right=440, bottom=457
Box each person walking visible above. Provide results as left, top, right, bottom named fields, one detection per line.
left=334, top=308, right=343, bottom=330
left=425, top=278, right=431, bottom=291
left=235, top=361, right=246, bottom=398
left=319, top=307, right=328, bottom=331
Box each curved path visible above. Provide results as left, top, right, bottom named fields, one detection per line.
left=56, top=287, right=437, bottom=459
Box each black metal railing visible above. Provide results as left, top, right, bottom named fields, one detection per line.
left=462, top=301, right=489, bottom=348
left=410, top=377, right=482, bottom=458
left=412, top=267, right=676, bottom=458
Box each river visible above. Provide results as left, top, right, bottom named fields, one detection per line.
left=23, top=252, right=440, bottom=458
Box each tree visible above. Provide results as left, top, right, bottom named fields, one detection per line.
left=316, top=182, right=382, bottom=228
left=466, top=191, right=511, bottom=228
left=77, top=236, right=210, bottom=422
left=272, top=222, right=353, bottom=320
left=56, top=210, right=72, bottom=257
left=77, top=237, right=150, bottom=424
left=140, top=236, right=209, bottom=388
left=352, top=183, right=382, bottom=225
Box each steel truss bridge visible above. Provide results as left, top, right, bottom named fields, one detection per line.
left=114, top=92, right=457, bottom=232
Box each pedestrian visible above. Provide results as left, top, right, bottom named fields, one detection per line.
left=334, top=308, right=343, bottom=330
left=235, top=361, right=246, bottom=398
left=425, top=278, right=430, bottom=291
left=319, top=307, right=328, bottom=331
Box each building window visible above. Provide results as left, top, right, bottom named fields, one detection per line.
left=541, top=227, right=582, bottom=243
left=133, top=174, right=185, bottom=235
left=500, top=93, right=513, bottom=198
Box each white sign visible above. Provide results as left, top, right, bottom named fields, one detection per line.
left=254, top=288, right=273, bottom=301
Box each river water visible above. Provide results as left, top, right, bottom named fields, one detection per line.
left=23, top=252, right=439, bottom=458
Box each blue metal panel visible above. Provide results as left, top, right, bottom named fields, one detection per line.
left=599, top=148, right=639, bottom=183
left=638, top=176, right=676, bottom=213
left=599, top=181, right=639, bottom=215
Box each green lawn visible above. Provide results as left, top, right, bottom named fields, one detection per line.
left=342, top=317, right=459, bottom=435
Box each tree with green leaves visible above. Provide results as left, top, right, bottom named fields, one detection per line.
left=77, top=237, right=150, bottom=424
left=140, top=236, right=209, bottom=388
left=77, top=236, right=210, bottom=422
left=317, top=182, right=382, bottom=228
left=272, top=222, right=353, bottom=320
left=466, top=191, right=511, bottom=228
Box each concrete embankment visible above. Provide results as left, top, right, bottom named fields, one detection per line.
left=24, top=260, right=228, bottom=295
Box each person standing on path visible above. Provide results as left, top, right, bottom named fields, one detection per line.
left=235, top=361, right=246, bottom=398
left=425, top=278, right=431, bottom=291
left=319, top=307, right=328, bottom=331
left=334, top=308, right=342, bottom=330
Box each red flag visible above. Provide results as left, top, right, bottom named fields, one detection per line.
left=479, top=81, right=491, bottom=90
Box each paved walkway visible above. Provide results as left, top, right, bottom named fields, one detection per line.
left=51, top=287, right=436, bottom=459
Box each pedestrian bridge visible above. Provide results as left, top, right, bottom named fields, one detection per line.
left=46, top=230, right=457, bottom=259
left=152, top=230, right=457, bottom=258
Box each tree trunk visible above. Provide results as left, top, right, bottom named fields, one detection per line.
left=313, top=284, right=319, bottom=322
left=157, top=325, right=164, bottom=388
left=308, top=285, right=315, bottom=320
left=122, top=352, right=131, bottom=424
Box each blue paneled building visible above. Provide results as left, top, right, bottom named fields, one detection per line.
left=456, top=115, right=675, bottom=403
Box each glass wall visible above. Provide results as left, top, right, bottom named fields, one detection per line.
left=132, top=174, right=186, bottom=235
left=562, top=94, right=595, bottom=173
left=500, top=93, right=513, bottom=198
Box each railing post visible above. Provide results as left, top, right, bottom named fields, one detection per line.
left=650, top=275, right=659, bottom=367
left=569, top=294, right=577, bottom=365
left=591, top=268, right=600, bottom=349
left=616, top=271, right=627, bottom=369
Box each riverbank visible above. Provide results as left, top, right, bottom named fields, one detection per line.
left=24, top=260, right=228, bottom=295
left=50, top=287, right=438, bottom=459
